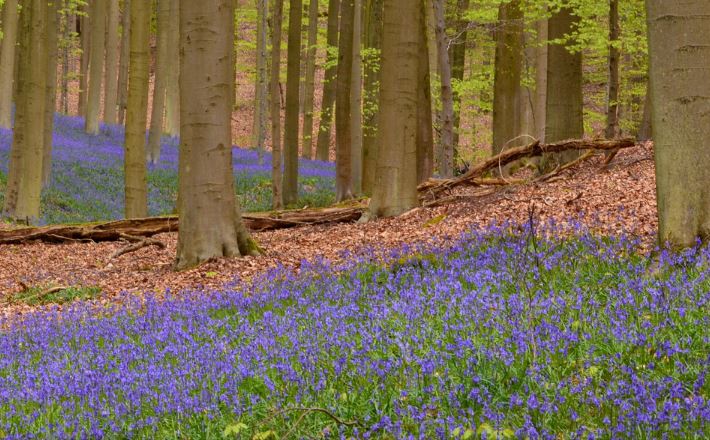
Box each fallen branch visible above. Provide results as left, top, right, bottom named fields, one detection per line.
left=110, top=237, right=166, bottom=260
left=418, top=137, right=636, bottom=198
left=535, top=150, right=595, bottom=182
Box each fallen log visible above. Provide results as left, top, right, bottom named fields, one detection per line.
left=417, top=137, right=636, bottom=197
left=0, top=207, right=365, bottom=245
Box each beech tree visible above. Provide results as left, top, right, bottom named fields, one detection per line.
left=103, top=0, right=120, bottom=125
left=164, top=0, right=179, bottom=137
left=3, top=0, right=48, bottom=222
left=117, top=0, right=130, bottom=125
left=176, top=0, right=260, bottom=270
left=647, top=0, right=710, bottom=248
left=282, top=0, right=302, bottom=205
left=301, top=0, right=318, bottom=160
left=362, top=0, right=382, bottom=195
left=85, top=0, right=106, bottom=135
left=315, top=0, right=340, bottom=162
left=432, top=0, right=454, bottom=178
left=0, top=0, right=19, bottom=129
left=42, top=0, right=59, bottom=187
left=269, top=0, right=284, bottom=209
left=123, top=0, right=149, bottom=218
left=335, top=0, right=354, bottom=201
left=147, top=0, right=170, bottom=164
left=252, top=0, right=268, bottom=163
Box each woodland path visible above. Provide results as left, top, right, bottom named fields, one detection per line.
left=0, top=142, right=656, bottom=318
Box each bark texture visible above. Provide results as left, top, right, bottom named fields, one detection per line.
left=123, top=0, right=149, bottom=218
left=42, top=0, right=59, bottom=188
left=0, top=0, right=19, bottom=129
left=416, top=1, right=433, bottom=184
left=315, top=0, right=340, bottom=161
left=605, top=0, right=620, bottom=139
left=176, top=0, right=259, bottom=269
left=103, top=0, right=120, bottom=124
left=85, top=0, right=106, bottom=134
left=646, top=1, right=710, bottom=248
left=362, top=0, right=382, bottom=195
left=301, top=0, right=318, bottom=160
left=147, top=0, right=170, bottom=164
left=117, top=0, right=130, bottom=124
left=252, top=0, right=268, bottom=163
left=282, top=0, right=303, bottom=205
left=432, top=0, right=454, bottom=177
left=335, top=0, right=354, bottom=201
left=269, top=0, right=284, bottom=209
left=350, top=0, right=363, bottom=194
left=449, top=0, right=469, bottom=152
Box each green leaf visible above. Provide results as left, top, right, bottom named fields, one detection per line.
left=252, top=430, right=278, bottom=440
left=476, top=423, right=494, bottom=438
left=223, top=422, right=248, bottom=438
left=462, top=428, right=475, bottom=439
left=205, top=271, right=219, bottom=278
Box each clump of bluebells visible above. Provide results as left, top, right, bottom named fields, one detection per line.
left=0, top=114, right=335, bottom=224
left=1, top=223, right=709, bottom=439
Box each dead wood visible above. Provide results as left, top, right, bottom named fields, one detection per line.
left=110, top=238, right=166, bottom=259
left=418, top=138, right=636, bottom=198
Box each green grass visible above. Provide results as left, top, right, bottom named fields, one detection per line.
left=6, top=284, right=101, bottom=306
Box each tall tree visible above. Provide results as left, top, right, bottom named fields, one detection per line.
left=605, top=0, right=620, bottom=139
left=147, top=0, right=170, bottom=164
left=103, top=0, right=120, bottom=125
left=176, top=0, right=260, bottom=269
left=85, top=0, right=106, bottom=134
left=123, top=0, right=149, bottom=218
left=3, top=0, right=48, bottom=222
left=432, top=0, right=454, bottom=177
left=533, top=17, right=547, bottom=142
left=164, top=0, right=179, bottom=137
left=0, top=0, right=19, bottom=129
left=282, top=0, right=302, bottom=205
left=78, top=6, right=90, bottom=117
left=42, top=0, right=60, bottom=188
left=60, top=6, right=74, bottom=115
left=542, top=6, right=583, bottom=169
left=646, top=0, right=710, bottom=248
left=491, top=0, right=523, bottom=163
left=117, top=0, right=130, bottom=125
left=416, top=0, right=433, bottom=184
left=252, top=0, right=268, bottom=163
left=301, top=0, right=318, bottom=160
left=449, top=0, right=469, bottom=152
left=315, top=0, right=340, bottom=161
left=269, top=0, right=284, bottom=209
left=361, top=0, right=382, bottom=195
left=369, top=0, right=420, bottom=218
left=335, top=0, right=354, bottom=201
left=350, top=0, right=363, bottom=194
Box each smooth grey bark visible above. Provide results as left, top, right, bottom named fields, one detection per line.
left=78, top=7, right=89, bottom=117
left=282, top=0, right=303, bottom=205
left=416, top=0, right=433, bottom=184
left=335, top=0, right=354, bottom=201
left=164, top=0, right=179, bottom=137
left=315, top=0, right=340, bottom=161
left=147, top=0, right=170, bottom=165
left=252, top=0, right=268, bottom=163
left=605, top=0, right=620, bottom=139
left=85, top=0, right=106, bottom=134
left=449, top=0, right=469, bottom=152
left=350, top=0, right=363, bottom=194
left=117, top=0, right=130, bottom=125
left=103, top=0, right=120, bottom=124
left=301, top=0, right=318, bottom=160
left=269, top=0, right=284, bottom=209
left=0, top=0, right=19, bottom=129
left=361, top=0, right=382, bottom=195
left=431, top=0, right=454, bottom=178
left=42, top=0, right=59, bottom=188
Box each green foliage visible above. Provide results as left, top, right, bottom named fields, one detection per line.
left=8, top=285, right=101, bottom=306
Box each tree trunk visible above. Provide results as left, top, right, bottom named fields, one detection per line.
left=0, top=0, right=19, bottom=129
left=301, top=0, right=318, bottom=160
left=282, top=0, right=303, bottom=206
left=368, top=0, right=420, bottom=218
left=449, top=0, right=469, bottom=153
left=416, top=0, right=433, bottom=184
left=533, top=18, right=547, bottom=142
left=42, top=0, right=59, bottom=188
left=335, top=0, right=354, bottom=201
left=103, top=0, right=120, bottom=125
left=646, top=1, right=710, bottom=248
left=361, top=0, right=382, bottom=195
left=123, top=0, right=149, bottom=218
left=431, top=0, right=453, bottom=178
left=605, top=0, right=620, bottom=139
left=78, top=7, right=90, bottom=117
left=637, top=79, right=652, bottom=141
left=164, top=0, right=179, bottom=137
left=117, top=0, right=130, bottom=125
left=60, top=6, right=73, bottom=115
left=252, top=0, right=269, bottom=164
left=85, top=0, right=106, bottom=134
left=350, top=0, right=363, bottom=194
left=2, top=0, right=48, bottom=223
left=314, top=0, right=340, bottom=161
left=491, top=0, right=523, bottom=165
left=146, top=0, right=169, bottom=165
left=176, top=0, right=260, bottom=270
left=542, top=6, right=583, bottom=170
left=269, top=0, right=284, bottom=209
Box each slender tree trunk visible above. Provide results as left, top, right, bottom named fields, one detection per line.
left=533, top=18, right=547, bottom=142
left=542, top=6, right=583, bottom=169
left=253, top=0, right=268, bottom=164
left=369, top=0, right=420, bottom=218
left=176, top=0, right=260, bottom=270
left=416, top=0, right=433, bottom=184
left=646, top=1, right=710, bottom=248
left=637, top=79, right=652, bottom=141
left=431, top=0, right=453, bottom=177
left=362, top=0, right=382, bottom=195
left=282, top=0, right=303, bottom=205
left=42, top=0, right=59, bottom=188
left=301, top=0, right=318, bottom=160
left=123, top=0, right=149, bottom=218
left=3, top=0, right=48, bottom=223
left=117, top=0, right=130, bottom=125
left=491, top=0, right=523, bottom=164
left=335, top=0, right=354, bottom=201
left=164, top=0, right=179, bottom=136
left=0, top=0, right=19, bottom=129
left=103, top=0, right=120, bottom=124
left=269, top=0, right=284, bottom=209
left=60, top=7, right=73, bottom=115
left=449, top=0, right=469, bottom=153
left=605, top=0, right=620, bottom=139
left=85, top=0, right=106, bottom=134
left=350, top=0, right=363, bottom=194
left=315, top=0, right=340, bottom=161
left=78, top=8, right=90, bottom=118
left=147, top=0, right=169, bottom=164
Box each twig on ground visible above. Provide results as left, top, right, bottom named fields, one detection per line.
left=111, top=238, right=166, bottom=260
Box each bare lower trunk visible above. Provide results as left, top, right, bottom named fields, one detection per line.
left=432, top=0, right=453, bottom=178
left=103, top=0, right=120, bottom=125
left=646, top=1, right=710, bottom=248
left=164, top=0, right=179, bottom=137
left=42, top=1, right=59, bottom=188
left=301, top=0, right=318, bottom=160
left=85, top=0, right=106, bottom=134
left=637, top=79, right=652, bottom=141
left=315, top=0, right=340, bottom=161
left=117, top=0, right=130, bottom=125
left=78, top=8, right=90, bottom=117
left=269, top=0, right=284, bottom=209
left=605, top=0, right=620, bottom=139
left=416, top=0, right=433, bottom=184
left=123, top=0, right=149, bottom=218
left=335, top=0, right=354, bottom=201
left=146, top=0, right=170, bottom=165
left=60, top=8, right=73, bottom=115
left=350, top=0, right=363, bottom=194
left=176, top=0, right=260, bottom=270
left=253, top=0, right=269, bottom=164
left=282, top=0, right=303, bottom=205
left=361, top=0, right=382, bottom=195
left=0, top=0, right=19, bottom=129
left=449, top=0, right=469, bottom=153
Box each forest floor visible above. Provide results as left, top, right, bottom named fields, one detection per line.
left=0, top=141, right=656, bottom=318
